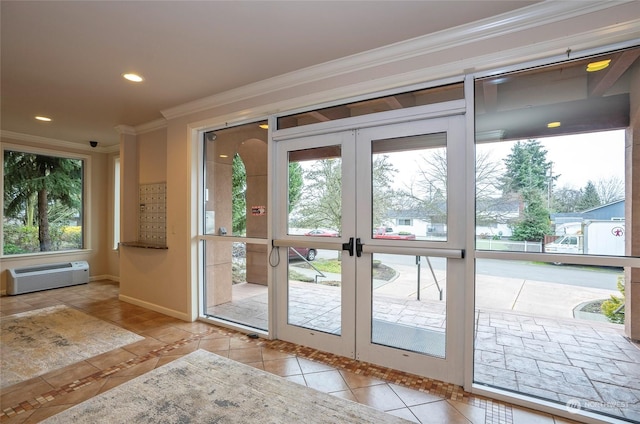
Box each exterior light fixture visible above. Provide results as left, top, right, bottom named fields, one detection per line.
left=547, top=121, right=561, bottom=128
left=35, top=116, right=52, bottom=122
left=219, top=154, right=228, bottom=158
left=122, top=73, right=144, bottom=82
left=586, top=59, right=611, bottom=72
left=259, top=124, right=269, bottom=129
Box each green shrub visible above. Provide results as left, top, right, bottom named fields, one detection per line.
left=60, top=226, right=82, bottom=248
left=2, top=224, right=39, bottom=254
left=601, top=277, right=625, bottom=324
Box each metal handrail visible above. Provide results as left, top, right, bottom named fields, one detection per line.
left=289, top=248, right=326, bottom=283
left=416, top=256, right=443, bottom=301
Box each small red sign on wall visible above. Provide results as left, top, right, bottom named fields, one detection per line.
left=251, top=206, right=266, bottom=216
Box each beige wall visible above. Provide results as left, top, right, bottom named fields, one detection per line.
left=0, top=137, right=112, bottom=293
left=117, top=128, right=192, bottom=318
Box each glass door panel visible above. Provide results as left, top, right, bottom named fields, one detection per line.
left=286, top=145, right=344, bottom=336
left=286, top=145, right=342, bottom=237
left=371, top=253, right=447, bottom=358
left=287, top=247, right=342, bottom=334
left=372, top=133, right=448, bottom=241
left=275, top=130, right=356, bottom=358
left=355, top=116, right=466, bottom=384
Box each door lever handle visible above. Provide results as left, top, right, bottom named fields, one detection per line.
left=355, top=238, right=363, bottom=257
left=342, top=237, right=354, bottom=256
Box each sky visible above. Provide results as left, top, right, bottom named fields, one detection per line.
left=384, top=129, right=626, bottom=192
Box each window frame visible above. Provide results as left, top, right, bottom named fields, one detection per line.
left=1, top=142, right=91, bottom=258
left=113, top=156, right=120, bottom=250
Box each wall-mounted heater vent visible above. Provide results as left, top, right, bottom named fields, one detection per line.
left=7, top=261, right=89, bottom=295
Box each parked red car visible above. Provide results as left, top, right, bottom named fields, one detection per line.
left=288, top=247, right=317, bottom=261
left=373, top=227, right=416, bottom=240
left=305, top=229, right=339, bottom=237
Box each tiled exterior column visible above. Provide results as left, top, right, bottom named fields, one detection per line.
left=205, top=149, right=233, bottom=306
left=626, top=63, right=640, bottom=341
left=240, top=139, right=268, bottom=286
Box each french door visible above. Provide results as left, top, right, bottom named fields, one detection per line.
left=274, top=112, right=467, bottom=384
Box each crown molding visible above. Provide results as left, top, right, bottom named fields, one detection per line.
left=135, top=118, right=168, bottom=135
left=0, top=130, right=111, bottom=153
left=161, top=1, right=629, bottom=121
left=114, top=125, right=137, bottom=135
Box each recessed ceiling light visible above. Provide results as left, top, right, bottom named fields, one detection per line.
left=122, top=73, right=144, bottom=82
left=547, top=121, right=561, bottom=128
left=259, top=124, right=269, bottom=129
left=35, top=116, right=52, bottom=122
left=586, top=59, right=611, bottom=72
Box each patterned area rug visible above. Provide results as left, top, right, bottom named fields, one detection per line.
left=1, top=305, right=143, bottom=388
left=43, top=349, right=410, bottom=423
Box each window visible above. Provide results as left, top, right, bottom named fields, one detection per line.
left=277, top=83, right=463, bottom=130
left=473, top=47, right=638, bottom=422
left=397, top=218, right=412, bottom=226
left=201, top=120, right=269, bottom=331
left=2, top=147, right=84, bottom=255
left=113, top=157, right=120, bottom=249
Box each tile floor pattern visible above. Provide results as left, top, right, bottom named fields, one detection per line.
left=2, top=281, right=582, bottom=424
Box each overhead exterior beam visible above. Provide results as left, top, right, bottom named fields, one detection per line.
left=588, top=49, right=640, bottom=98
left=482, top=81, right=499, bottom=113
left=476, top=93, right=630, bottom=142
left=384, top=96, right=405, bottom=110
left=307, top=111, right=331, bottom=122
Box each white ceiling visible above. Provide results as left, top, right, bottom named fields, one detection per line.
left=1, top=1, right=539, bottom=148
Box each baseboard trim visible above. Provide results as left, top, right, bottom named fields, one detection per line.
left=90, top=274, right=120, bottom=283
left=118, top=294, right=191, bottom=322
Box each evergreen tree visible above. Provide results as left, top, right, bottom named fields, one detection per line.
left=577, top=181, right=601, bottom=211
left=231, top=153, right=247, bottom=235
left=501, top=140, right=554, bottom=194
left=501, top=140, right=553, bottom=241
left=510, top=189, right=551, bottom=241
left=288, top=162, right=303, bottom=213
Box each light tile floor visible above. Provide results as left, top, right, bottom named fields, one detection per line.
left=0, top=280, right=596, bottom=423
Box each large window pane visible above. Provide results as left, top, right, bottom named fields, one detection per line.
left=474, top=46, right=639, bottom=422
left=202, top=121, right=269, bottom=330
left=475, top=131, right=625, bottom=255
left=474, top=260, right=637, bottom=421
left=3, top=149, right=84, bottom=255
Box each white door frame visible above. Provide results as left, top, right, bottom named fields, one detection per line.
left=272, top=101, right=468, bottom=384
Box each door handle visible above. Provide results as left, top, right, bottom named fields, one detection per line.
left=342, top=237, right=354, bottom=256
left=355, top=238, right=363, bottom=257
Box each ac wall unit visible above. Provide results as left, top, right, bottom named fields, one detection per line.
left=7, top=261, right=89, bottom=295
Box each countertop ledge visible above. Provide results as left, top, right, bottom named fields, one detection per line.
left=120, top=242, right=168, bottom=249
